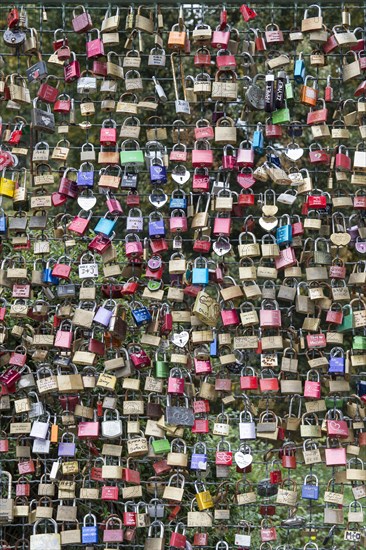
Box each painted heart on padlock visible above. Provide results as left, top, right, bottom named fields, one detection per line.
left=171, top=331, right=189, bottom=348
left=330, top=233, right=351, bottom=246
left=285, top=145, right=304, bottom=161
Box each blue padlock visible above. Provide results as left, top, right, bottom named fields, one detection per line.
left=294, top=52, right=306, bottom=84
left=252, top=122, right=264, bottom=154
left=82, top=514, right=98, bottom=544
left=210, top=330, right=218, bottom=357
left=276, top=214, right=293, bottom=245
left=148, top=211, right=165, bottom=239
left=94, top=213, right=117, bottom=238
left=0, top=209, right=6, bottom=235
left=192, top=257, right=209, bottom=285
left=357, top=378, right=366, bottom=397
left=266, top=147, right=282, bottom=167
left=150, top=157, right=168, bottom=184
left=77, top=162, right=94, bottom=187
left=190, top=442, right=208, bottom=470
left=131, top=302, right=152, bottom=326
left=328, top=347, right=345, bottom=374
left=301, top=474, right=319, bottom=500
left=170, top=188, right=187, bottom=210
left=42, top=258, right=59, bottom=285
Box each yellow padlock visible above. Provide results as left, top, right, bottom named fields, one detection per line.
left=195, top=481, right=214, bottom=511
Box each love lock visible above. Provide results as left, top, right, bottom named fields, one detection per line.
left=212, top=236, right=232, bottom=256
left=149, top=188, right=168, bottom=209
left=77, top=189, right=97, bottom=211
left=171, top=165, right=191, bottom=185
left=285, top=143, right=304, bottom=161
left=171, top=331, right=190, bottom=348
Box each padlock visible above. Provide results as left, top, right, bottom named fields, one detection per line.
left=239, top=411, right=256, bottom=439
left=72, top=5, right=93, bottom=33
left=302, top=474, right=319, bottom=500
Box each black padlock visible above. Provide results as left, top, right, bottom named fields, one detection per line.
left=257, top=479, right=278, bottom=497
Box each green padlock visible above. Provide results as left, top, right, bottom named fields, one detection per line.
left=337, top=304, right=353, bottom=333
left=285, top=77, right=294, bottom=101
left=120, top=138, right=144, bottom=166
left=325, top=396, right=344, bottom=410
left=352, top=336, right=366, bottom=350
left=152, top=437, right=171, bottom=454
left=155, top=350, right=169, bottom=378
left=272, top=106, right=290, bottom=124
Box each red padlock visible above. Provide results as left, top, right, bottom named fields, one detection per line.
left=59, top=168, right=78, bottom=198
left=54, top=94, right=71, bottom=114
left=169, top=525, right=187, bottom=549
left=237, top=168, right=255, bottom=189
left=326, top=304, right=343, bottom=325
left=7, top=7, right=20, bottom=28
left=269, top=462, right=282, bottom=484
left=193, top=533, right=208, bottom=547
left=327, top=418, right=349, bottom=438
left=167, top=369, right=185, bottom=394
left=291, top=215, right=304, bottom=236
left=281, top=444, right=297, bottom=469
left=68, top=211, right=92, bottom=236
left=102, top=486, right=119, bottom=501
left=306, top=333, right=326, bottom=349
left=261, top=521, right=277, bottom=542
left=309, top=143, right=330, bottom=165
left=222, top=144, right=237, bottom=170
left=259, top=300, right=282, bottom=328
left=240, top=367, right=259, bottom=390
left=323, top=33, right=338, bottom=54
left=211, top=25, right=230, bottom=49
left=354, top=191, right=366, bottom=209
left=57, top=44, right=71, bottom=61
left=193, top=235, right=211, bottom=254
left=259, top=370, right=280, bottom=392
left=194, top=47, right=211, bottom=67
left=265, top=119, right=282, bottom=138
left=254, top=29, right=267, bottom=51
left=335, top=145, right=351, bottom=171
left=126, top=191, right=140, bottom=207
left=307, top=99, right=328, bottom=124
left=150, top=238, right=169, bottom=255
left=193, top=399, right=210, bottom=414
left=192, top=167, right=210, bottom=191
left=64, top=53, right=81, bottom=83
left=308, top=193, right=326, bottom=208
left=192, top=418, right=210, bottom=433
left=240, top=4, right=258, bottom=22
left=237, top=141, right=255, bottom=167
left=37, top=78, right=59, bottom=104
left=265, top=24, right=284, bottom=44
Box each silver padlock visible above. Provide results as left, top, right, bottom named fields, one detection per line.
left=239, top=411, right=256, bottom=440
left=101, top=409, right=123, bottom=438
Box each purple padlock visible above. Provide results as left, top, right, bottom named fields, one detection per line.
left=348, top=225, right=360, bottom=241
left=58, top=433, right=76, bottom=457
left=93, top=300, right=115, bottom=327
left=147, top=256, right=162, bottom=271
left=148, top=212, right=165, bottom=239
left=356, top=238, right=366, bottom=253
left=190, top=442, right=207, bottom=470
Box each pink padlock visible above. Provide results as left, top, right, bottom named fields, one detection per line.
left=194, top=347, right=212, bottom=375
left=170, top=209, right=188, bottom=233
left=167, top=368, right=185, bottom=394
left=237, top=140, right=255, bottom=167
left=221, top=305, right=240, bottom=327
left=213, top=216, right=231, bottom=236
left=192, top=139, right=214, bottom=168
left=195, top=119, right=214, bottom=140
left=222, top=144, right=237, bottom=170
left=86, top=28, right=105, bottom=58
left=125, top=234, right=143, bottom=258
left=259, top=300, right=282, bottom=328
left=275, top=247, right=296, bottom=270
left=106, top=193, right=123, bottom=216
left=304, top=370, right=321, bottom=399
